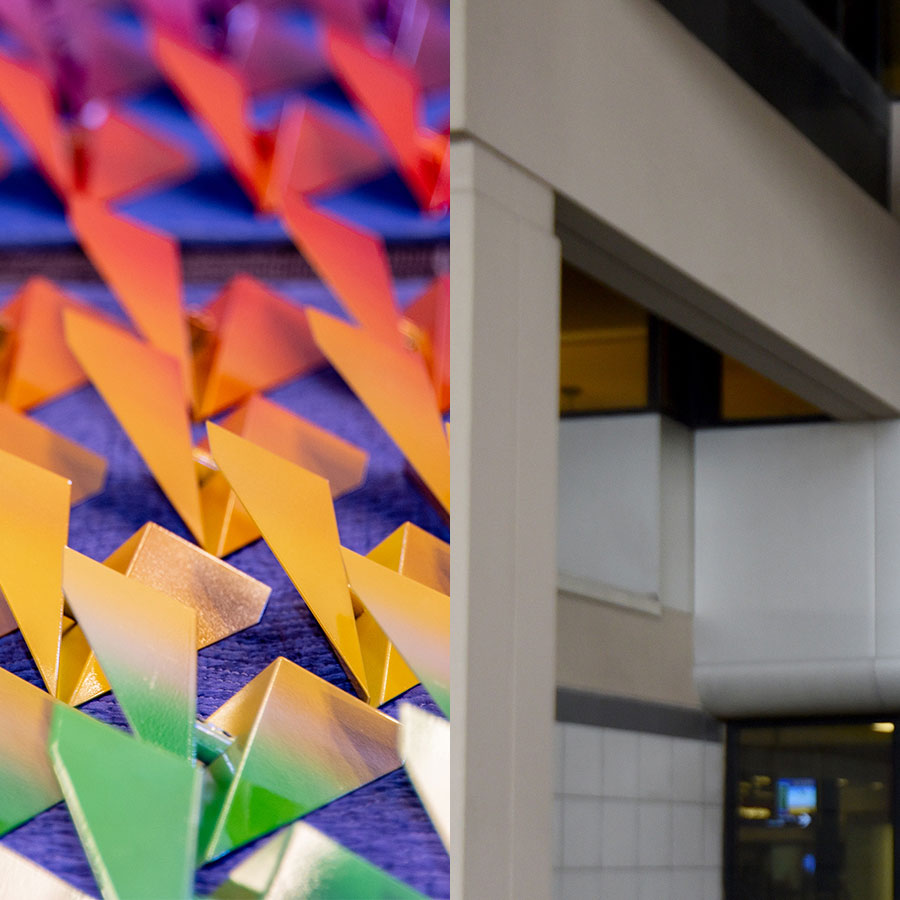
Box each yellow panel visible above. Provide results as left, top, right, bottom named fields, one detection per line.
left=721, top=356, right=822, bottom=421
left=559, top=330, right=648, bottom=413
left=207, top=423, right=368, bottom=701
left=0, top=447, right=69, bottom=696
left=0, top=405, right=106, bottom=505
left=559, top=263, right=649, bottom=414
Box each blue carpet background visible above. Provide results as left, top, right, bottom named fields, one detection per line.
left=0, top=279, right=450, bottom=898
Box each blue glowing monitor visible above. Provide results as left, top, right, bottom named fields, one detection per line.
left=776, top=778, right=817, bottom=817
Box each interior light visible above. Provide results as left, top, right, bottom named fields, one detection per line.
left=872, top=722, right=895, bottom=733
left=738, top=806, right=771, bottom=820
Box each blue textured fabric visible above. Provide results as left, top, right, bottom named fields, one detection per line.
left=0, top=280, right=450, bottom=898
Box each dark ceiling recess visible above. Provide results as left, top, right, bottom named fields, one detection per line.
left=654, top=0, right=890, bottom=204
left=559, top=262, right=827, bottom=427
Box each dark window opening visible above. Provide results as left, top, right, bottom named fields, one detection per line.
left=726, top=719, right=895, bottom=899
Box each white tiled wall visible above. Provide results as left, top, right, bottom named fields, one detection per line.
left=555, top=722, right=723, bottom=900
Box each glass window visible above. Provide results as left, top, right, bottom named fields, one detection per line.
left=729, top=721, right=894, bottom=900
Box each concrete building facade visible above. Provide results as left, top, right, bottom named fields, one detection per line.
left=451, top=1, right=900, bottom=898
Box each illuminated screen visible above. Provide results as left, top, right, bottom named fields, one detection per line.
left=776, top=778, right=817, bottom=816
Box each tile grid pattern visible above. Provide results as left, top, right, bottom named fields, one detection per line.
left=555, top=722, right=723, bottom=900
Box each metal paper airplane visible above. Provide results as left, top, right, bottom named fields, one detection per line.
left=0, top=54, right=192, bottom=204
left=191, top=275, right=324, bottom=420
left=403, top=274, right=450, bottom=414
left=207, top=422, right=368, bottom=700
left=103, top=521, right=271, bottom=650
left=61, top=548, right=198, bottom=759
left=326, top=27, right=449, bottom=213
left=0, top=404, right=106, bottom=505
left=211, top=821, right=427, bottom=899
left=366, top=521, right=450, bottom=596
left=57, top=523, right=270, bottom=709
left=48, top=703, right=203, bottom=900
left=0, top=667, right=63, bottom=835
left=63, top=310, right=207, bottom=548
left=153, top=31, right=381, bottom=210
left=305, top=308, right=450, bottom=516
left=342, top=548, right=450, bottom=717
left=0, top=277, right=97, bottom=411
left=281, top=194, right=406, bottom=350
left=399, top=702, right=450, bottom=850
left=200, top=656, right=401, bottom=861
left=0, top=447, right=69, bottom=696
left=67, top=197, right=194, bottom=402
left=198, top=393, right=368, bottom=499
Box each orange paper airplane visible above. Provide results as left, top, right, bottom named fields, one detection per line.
left=281, top=194, right=405, bottom=350
left=153, top=31, right=383, bottom=210
left=306, top=308, right=449, bottom=515
left=0, top=54, right=193, bottom=204
left=65, top=309, right=368, bottom=557
left=0, top=405, right=106, bottom=505
left=403, top=274, right=450, bottom=413
left=67, top=198, right=194, bottom=403
left=192, top=275, right=325, bottom=420
left=0, top=277, right=101, bottom=411
left=326, top=28, right=449, bottom=213
left=0, top=448, right=70, bottom=696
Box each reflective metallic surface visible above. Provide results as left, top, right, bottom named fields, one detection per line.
left=306, top=309, right=449, bottom=514
left=326, top=29, right=449, bottom=212
left=62, top=548, right=197, bottom=759
left=192, top=277, right=323, bottom=420
left=403, top=275, right=449, bottom=414
left=342, top=548, right=450, bottom=717
left=153, top=31, right=273, bottom=208
left=103, top=522, right=270, bottom=650
left=67, top=198, right=193, bottom=401
left=208, top=424, right=368, bottom=700
left=0, top=667, right=62, bottom=834
left=0, top=404, right=106, bottom=505
left=366, top=521, right=450, bottom=595
left=208, top=393, right=367, bottom=500
left=201, top=657, right=401, bottom=861
left=64, top=309, right=206, bottom=547
left=399, top=703, right=449, bottom=850
left=49, top=703, right=202, bottom=900
left=0, top=55, right=192, bottom=204
left=0, top=278, right=90, bottom=411
left=281, top=195, right=404, bottom=350
left=212, top=822, right=426, bottom=899
left=0, top=447, right=69, bottom=696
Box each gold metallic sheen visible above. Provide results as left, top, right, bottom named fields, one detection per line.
left=103, top=522, right=270, bottom=649
left=202, top=657, right=401, bottom=861
left=0, top=404, right=106, bottom=505
left=0, top=667, right=62, bottom=834
left=207, top=423, right=368, bottom=701
left=342, top=548, right=450, bottom=717
left=0, top=447, right=69, bottom=696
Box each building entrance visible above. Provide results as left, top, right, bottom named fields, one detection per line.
left=728, top=721, right=894, bottom=899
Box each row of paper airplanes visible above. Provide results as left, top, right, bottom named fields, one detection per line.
left=0, top=532, right=449, bottom=893
left=0, top=189, right=450, bottom=701
left=0, top=2, right=451, bottom=898
left=0, top=205, right=451, bottom=894
left=0, top=5, right=449, bottom=215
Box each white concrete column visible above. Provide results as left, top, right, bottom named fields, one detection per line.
left=450, top=137, right=560, bottom=899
